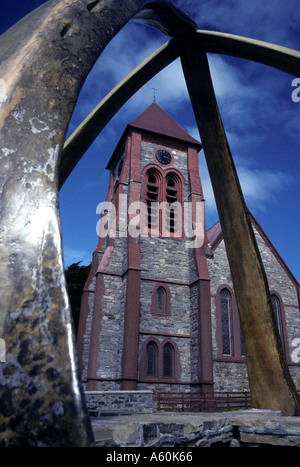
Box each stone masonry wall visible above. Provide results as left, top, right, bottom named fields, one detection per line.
left=85, top=391, right=154, bottom=417
left=82, top=240, right=128, bottom=390
left=140, top=138, right=190, bottom=189
left=208, top=223, right=300, bottom=392
left=95, top=272, right=126, bottom=388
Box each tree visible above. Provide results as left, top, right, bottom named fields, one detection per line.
left=65, top=262, right=91, bottom=336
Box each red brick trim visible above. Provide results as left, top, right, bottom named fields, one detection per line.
left=197, top=278, right=214, bottom=393
left=120, top=130, right=142, bottom=390
left=86, top=271, right=105, bottom=390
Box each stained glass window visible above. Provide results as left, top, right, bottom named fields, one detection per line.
left=146, top=342, right=157, bottom=376
left=157, top=286, right=166, bottom=314
left=271, top=294, right=281, bottom=335
left=166, top=177, right=177, bottom=233
left=220, top=288, right=232, bottom=356
left=146, top=174, right=159, bottom=229
left=240, top=325, right=245, bottom=356
left=163, top=343, right=173, bottom=377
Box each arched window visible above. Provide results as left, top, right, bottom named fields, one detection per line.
left=157, top=286, right=166, bottom=314
left=240, top=324, right=245, bottom=356
left=140, top=338, right=180, bottom=382
left=216, top=285, right=246, bottom=360
left=271, top=294, right=282, bottom=335
left=220, top=288, right=232, bottom=356
left=166, top=177, right=177, bottom=233
left=163, top=343, right=174, bottom=377
left=143, top=166, right=183, bottom=236
left=164, top=172, right=183, bottom=235
left=270, top=292, right=289, bottom=358
left=146, top=173, right=159, bottom=229
left=146, top=342, right=157, bottom=377
left=150, top=284, right=170, bottom=316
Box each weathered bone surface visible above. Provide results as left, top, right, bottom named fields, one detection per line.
left=60, top=38, right=181, bottom=189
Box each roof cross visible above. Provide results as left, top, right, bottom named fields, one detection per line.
left=152, top=87, right=157, bottom=103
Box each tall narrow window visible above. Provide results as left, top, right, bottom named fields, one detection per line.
left=163, top=343, right=174, bottom=377
left=271, top=294, right=281, bottom=335
left=151, top=284, right=170, bottom=316
left=166, top=178, right=177, bottom=233
left=240, top=325, right=245, bottom=356
left=146, top=342, right=157, bottom=376
left=220, top=288, right=232, bottom=356
left=157, top=286, right=166, bottom=314
left=146, top=173, right=159, bottom=229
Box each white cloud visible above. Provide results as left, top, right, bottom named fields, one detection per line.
left=208, top=55, right=250, bottom=100
left=69, top=0, right=299, bottom=140
left=71, top=22, right=189, bottom=132
left=133, top=58, right=188, bottom=110
left=238, top=167, right=294, bottom=209
left=72, top=15, right=273, bottom=142
left=277, top=104, right=300, bottom=142
left=177, top=0, right=300, bottom=48
left=67, top=4, right=298, bottom=221
left=199, top=152, right=296, bottom=217
left=63, top=247, right=92, bottom=267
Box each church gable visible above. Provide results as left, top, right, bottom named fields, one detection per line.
left=129, top=102, right=202, bottom=149
left=207, top=213, right=300, bottom=391
left=207, top=213, right=299, bottom=298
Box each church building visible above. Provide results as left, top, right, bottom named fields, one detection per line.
left=77, top=102, right=300, bottom=395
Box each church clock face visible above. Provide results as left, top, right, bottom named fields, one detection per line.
left=155, top=149, right=172, bottom=165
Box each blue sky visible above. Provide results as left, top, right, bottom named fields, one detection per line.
left=1, top=0, right=299, bottom=282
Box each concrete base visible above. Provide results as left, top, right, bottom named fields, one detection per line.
left=91, top=409, right=300, bottom=447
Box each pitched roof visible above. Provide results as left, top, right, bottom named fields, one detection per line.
left=206, top=213, right=299, bottom=288
left=206, top=221, right=223, bottom=249
left=129, top=102, right=202, bottom=149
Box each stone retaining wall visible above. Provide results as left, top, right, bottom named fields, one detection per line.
left=85, top=391, right=154, bottom=417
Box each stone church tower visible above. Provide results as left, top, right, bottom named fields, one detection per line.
left=78, top=102, right=214, bottom=393
left=78, top=103, right=300, bottom=395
